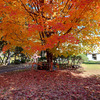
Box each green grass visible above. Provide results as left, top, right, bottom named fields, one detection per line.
left=80, top=64, right=100, bottom=76
left=82, top=64, right=100, bottom=69
left=83, top=61, right=100, bottom=64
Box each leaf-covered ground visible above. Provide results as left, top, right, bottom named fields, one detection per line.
left=0, top=69, right=100, bottom=100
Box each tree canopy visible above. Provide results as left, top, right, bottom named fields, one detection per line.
left=0, top=0, right=100, bottom=57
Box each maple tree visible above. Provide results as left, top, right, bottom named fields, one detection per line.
left=0, top=0, right=100, bottom=69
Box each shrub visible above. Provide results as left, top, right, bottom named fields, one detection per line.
left=11, top=60, right=14, bottom=64
left=14, top=60, right=21, bottom=64
left=21, top=59, right=26, bottom=63
left=78, top=54, right=88, bottom=62
left=26, top=59, right=30, bottom=62
left=38, top=57, right=46, bottom=61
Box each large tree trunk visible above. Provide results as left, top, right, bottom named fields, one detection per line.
left=46, top=50, right=53, bottom=71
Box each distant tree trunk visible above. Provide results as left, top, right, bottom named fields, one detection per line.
left=46, top=50, right=53, bottom=71
left=77, top=58, right=82, bottom=65
left=2, top=54, right=6, bottom=64
left=54, top=57, right=57, bottom=63
left=66, top=56, right=70, bottom=66
left=0, top=57, right=2, bottom=64
left=58, top=57, right=60, bottom=64
left=15, top=54, right=17, bottom=61
left=0, top=54, right=4, bottom=64
left=5, top=50, right=10, bottom=64
left=62, top=58, right=65, bottom=64
left=73, top=59, right=75, bottom=65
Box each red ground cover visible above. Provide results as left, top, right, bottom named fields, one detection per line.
left=0, top=70, right=100, bottom=100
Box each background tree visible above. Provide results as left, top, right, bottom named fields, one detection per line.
left=77, top=54, right=88, bottom=64
left=0, top=37, right=10, bottom=65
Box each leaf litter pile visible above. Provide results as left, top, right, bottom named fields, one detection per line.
left=0, top=70, right=100, bottom=100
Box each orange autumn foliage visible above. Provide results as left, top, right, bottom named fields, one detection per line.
left=0, top=0, right=100, bottom=55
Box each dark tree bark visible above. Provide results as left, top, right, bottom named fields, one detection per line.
left=46, top=49, right=53, bottom=71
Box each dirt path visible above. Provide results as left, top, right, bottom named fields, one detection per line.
left=0, top=64, right=32, bottom=74
left=0, top=64, right=100, bottom=77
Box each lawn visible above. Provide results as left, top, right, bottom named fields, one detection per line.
left=73, top=64, right=100, bottom=77
left=82, top=64, right=100, bottom=70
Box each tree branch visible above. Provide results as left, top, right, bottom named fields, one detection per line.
left=20, top=0, right=35, bottom=21
left=61, top=0, right=70, bottom=12
left=64, top=27, right=72, bottom=35
left=77, top=27, right=85, bottom=33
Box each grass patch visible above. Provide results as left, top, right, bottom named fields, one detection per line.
left=80, top=64, right=100, bottom=76
left=83, top=61, right=100, bottom=64
left=82, top=64, right=100, bottom=70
